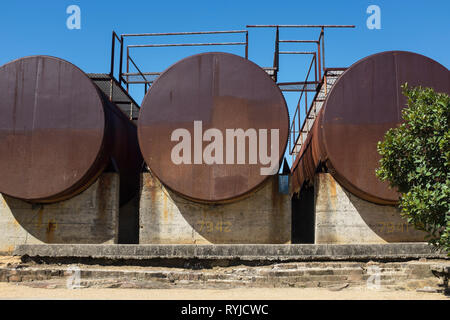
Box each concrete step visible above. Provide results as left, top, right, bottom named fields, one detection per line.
left=1, top=258, right=447, bottom=291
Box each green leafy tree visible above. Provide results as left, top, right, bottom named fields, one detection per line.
left=376, top=84, right=450, bottom=254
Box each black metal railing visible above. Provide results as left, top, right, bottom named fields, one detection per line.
left=247, top=25, right=354, bottom=164
left=114, top=30, right=249, bottom=96
left=109, top=26, right=354, bottom=152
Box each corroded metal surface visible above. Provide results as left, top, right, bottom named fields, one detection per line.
left=138, top=52, right=289, bottom=202
left=0, top=56, right=142, bottom=204
left=292, top=51, right=450, bottom=204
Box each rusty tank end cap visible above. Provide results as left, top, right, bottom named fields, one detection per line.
left=0, top=55, right=107, bottom=202
left=138, top=52, right=290, bottom=202
left=319, top=50, right=449, bottom=204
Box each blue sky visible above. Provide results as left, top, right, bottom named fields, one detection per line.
left=1, top=1, right=448, bottom=70
left=1, top=0, right=449, bottom=165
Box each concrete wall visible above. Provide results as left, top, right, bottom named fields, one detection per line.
left=139, top=173, right=291, bottom=244
left=0, top=173, right=119, bottom=254
left=314, top=173, right=426, bottom=244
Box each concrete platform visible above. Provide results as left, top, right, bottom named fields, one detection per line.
left=12, top=243, right=448, bottom=263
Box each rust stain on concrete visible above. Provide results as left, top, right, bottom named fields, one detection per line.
left=36, top=208, right=44, bottom=228
left=12, top=218, right=20, bottom=228
left=46, top=220, right=57, bottom=243
left=163, top=196, right=168, bottom=222
left=139, top=173, right=291, bottom=245
left=328, top=174, right=337, bottom=211
left=0, top=245, right=15, bottom=254
left=97, top=177, right=108, bottom=221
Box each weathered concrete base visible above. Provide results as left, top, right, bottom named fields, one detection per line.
left=314, top=173, right=427, bottom=244
left=12, top=243, right=447, bottom=263
left=0, top=173, right=120, bottom=254
left=1, top=259, right=448, bottom=291
left=139, top=173, right=291, bottom=244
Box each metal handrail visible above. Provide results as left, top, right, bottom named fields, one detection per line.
left=250, top=25, right=355, bottom=163
left=247, top=25, right=355, bottom=28
left=279, top=51, right=317, bottom=54
left=122, top=30, right=248, bottom=37
left=110, top=31, right=122, bottom=81
left=115, top=29, right=249, bottom=96
left=122, top=72, right=161, bottom=85
left=122, top=30, right=248, bottom=58
left=128, top=42, right=247, bottom=48
left=125, top=51, right=149, bottom=93
left=289, top=68, right=347, bottom=162
left=109, top=26, right=355, bottom=142
left=289, top=54, right=317, bottom=155
left=279, top=40, right=319, bottom=43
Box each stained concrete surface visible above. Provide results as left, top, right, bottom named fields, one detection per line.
left=139, top=173, right=291, bottom=244
left=0, top=173, right=120, bottom=254
left=314, top=174, right=427, bottom=244
left=12, top=243, right=447, bottom=263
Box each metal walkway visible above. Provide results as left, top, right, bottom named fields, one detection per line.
left=87, top=73, right=140, bottom=123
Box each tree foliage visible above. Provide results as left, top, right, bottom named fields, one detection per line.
left=376, top=84, right=450, bottom=254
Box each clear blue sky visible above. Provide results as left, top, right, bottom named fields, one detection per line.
left=1, top=0, right=449, bottom=165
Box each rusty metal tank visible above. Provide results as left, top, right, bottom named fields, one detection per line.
left=0, top=56, right=143, bottom=205
left=291, top=51, right=450, bottom=204
left=138, top=52, right=289, bottom=202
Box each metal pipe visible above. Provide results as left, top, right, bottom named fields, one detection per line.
left=321, top=27, right=326, bottom=73
left=110, top=31, right=116, bottom=78
left=123, top=72, right=161, bottom=76
left=317, top=40, right=322, bottom=80
left=127, top=56, right=147, bottom=82
left=245, top=31, right=248, bottom=59
left=127, top=42, right=246, bottom=48
left=314, top=53, right=317, bottom=83
left=298, top=97, right=301, bottom=143
left=247, top=25, right=355, bottom=28
left=304, top=87, right=308, bottom=121
left=279, top=51, right=316, bottom=55
left=288, top=54, right=319, bottom=154
left=125, top=80, right=155, bottom=85
left=122, top=30, right=247, bottom=37
left=292, top=120, right=295, bottom=158
left=274, top=26, right=279, bottom=71
left=119, top=35, right=124, bottom=85
left=279, top=40, right=319, bottom=43
left=126, top=47, right=130, bottom=93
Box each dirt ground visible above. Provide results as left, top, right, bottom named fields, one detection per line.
left=0, top=256, right=21, bottom=265
left=0, top=282, right=447, bottom=300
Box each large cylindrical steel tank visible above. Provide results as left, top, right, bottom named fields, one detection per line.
left=291, top=51, right=450, bottom=204
left=138, top=52, right=289, bottom=202
left=0, top=56, right=143, bottom=205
